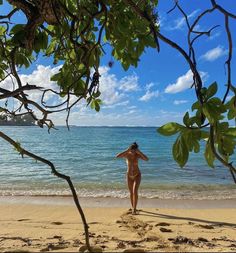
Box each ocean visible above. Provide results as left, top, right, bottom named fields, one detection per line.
left=0, top=126, right=236, bottom=200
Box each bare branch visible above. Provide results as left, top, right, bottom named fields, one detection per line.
left=210, top=0, right=236, bottom=19
left=0, top=84, right=42, bottom=99
left=0, top=130, right=91, bottom=251
left=125, top=0, right=203, bottom=102
left=166, top=1, right=178, bottom=14
left=0, top=8, right=19, bottom=20
left=222, top=16, right=233, bottom=104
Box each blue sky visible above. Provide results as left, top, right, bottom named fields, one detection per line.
left=1, top=0, right=236, bottom=126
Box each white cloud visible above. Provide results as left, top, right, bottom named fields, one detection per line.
left=119, top=74, right=139, bottom=92
left=128, top=105, right=137, bottom=110
left=201, top=46, right=227, bottom=62
left=21, top=65, right=61, bottom=101
left=207, top=31, right=221, bottom=41
left=155, top=109, right=184, bottom=122
left=171, top=9, right=200, bottom=30
left=139, top=90, right=159, bottom=102
left=225, top=95, right=233, bottom=102
left=145, top=82, right=155, bottom=90
left=0, top=65, right=140, bottom=117
left=99, top=67, right=139, bottom=106
left=165, top=70, right=208, bottom=94
left=139, top=82, right=159, bottom=102
left=61, top=110, right=160, bottom=127
left=99, top=66, right=123, bottom=105
left=0, top=65, right=62, bottom=107
left=173, top=100, right=188, bottom=105
left=102, top=100, right=129, bottom=109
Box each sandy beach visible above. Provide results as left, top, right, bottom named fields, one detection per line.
left=0, top=196, right=236, bottom=252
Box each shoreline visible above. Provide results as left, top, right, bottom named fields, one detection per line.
left=1, top=195, right=236, bottom=209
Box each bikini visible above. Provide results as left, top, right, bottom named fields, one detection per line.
left=127, top=171, right=141, bottom=180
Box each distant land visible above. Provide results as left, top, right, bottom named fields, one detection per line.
left=0, top=114, right=35, bottom=126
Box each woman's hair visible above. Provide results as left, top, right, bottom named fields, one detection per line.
left=129, top=142, right=138, bottom=150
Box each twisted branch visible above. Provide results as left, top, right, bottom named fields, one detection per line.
left=0, top=130, right=91, bottom=251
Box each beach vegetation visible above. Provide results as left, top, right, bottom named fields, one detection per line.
left=157, top=1, right=236, bottom=183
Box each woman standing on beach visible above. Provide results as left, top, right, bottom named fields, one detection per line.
left=116, top=142, right=148, bottom=214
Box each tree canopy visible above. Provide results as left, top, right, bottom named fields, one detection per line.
left=0, top=0, right=159, bottom=128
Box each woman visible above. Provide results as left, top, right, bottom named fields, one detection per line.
left=116, top=142, right=148, bottom=214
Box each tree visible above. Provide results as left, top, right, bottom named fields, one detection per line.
left=156, top=1, right=236, bottom=183
left=0, top=113, right=35, bottom=125
left=0, top=0, right=159, bottom=251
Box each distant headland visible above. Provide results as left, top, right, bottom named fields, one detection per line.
left=0, top=114, right=35, bottom=126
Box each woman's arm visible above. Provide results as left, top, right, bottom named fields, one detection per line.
left=116, top=149, right=129, bottom=158
left=136, top=149, right=149, bottom=161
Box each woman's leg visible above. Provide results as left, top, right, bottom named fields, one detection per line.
left=127, top=174, right=134, bottom=209
left=132, top=174, right=141, bottom=214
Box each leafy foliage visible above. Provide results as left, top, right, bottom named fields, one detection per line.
left=0, top=0, right=159, bottom=130
left=158, top=81, right=236, bottom=180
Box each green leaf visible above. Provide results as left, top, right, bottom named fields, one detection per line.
left=204, top=141, right=215, bottom=168
left=202, top=100, right=225, bottom=124
left=181, top=128, right=201, bottom=153
left=46, top=40, right=57, bottom=55
left=200, top=130, right=209, bottom=140
left=191, top=101, right=200, bottom=111
left=218, top=136, right=235, bottom=156
left=193, top=140, right=200, bottom=153
left=10, top=24, right=25, bottom=35
left=157, top=122, right=182, bottom=136
left=90, top=99, right=95, bottom=109
left=202, top=104, right=213, bottom=123
left=206, top=81, right=217, bottom=99
left=15, top=53, right=31, bottom=68
left=95, top=101, right=100, bottom=112
left=39, top=31, right=48, bottom=49
left=74, top=80, right=86, bottom=95
left=225, top=128, right=236, bottom=137
left=0, top=26, right=6, bottom=36
left=12, top=30, right=26, bottom=45
left=50, top=72, right=61, bottom=82
left=121, top=60, right=129, bottom=71
left=93, top=90, right=101, bottom=98
left=183, top=112, right=190, bottom=126
left=226, top=96, right=236, bottom=120
left=228, top=109, right=236, bottom=120
left=172, top=135, right=189, bottom=167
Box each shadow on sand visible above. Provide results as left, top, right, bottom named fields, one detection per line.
left=138, top=209, right=236, bottom=228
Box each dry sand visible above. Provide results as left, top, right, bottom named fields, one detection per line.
left=0, top=196, right=236, bottom=252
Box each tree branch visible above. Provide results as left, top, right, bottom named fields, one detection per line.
left=0, top=130, right=91, bottom=251
left=210, top=0, right=236, bottom=19
left=0, top=8, right=19, bottom=19
left=0, top=84, right=42, bottom=99
left=222, top=16, right=233, bottom=104
left=209, top=126, right=236, bottom=183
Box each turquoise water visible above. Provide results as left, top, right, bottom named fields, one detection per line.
left=0, top=126, right=236, bottom=199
